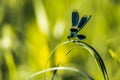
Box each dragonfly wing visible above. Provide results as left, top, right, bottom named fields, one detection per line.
left=72, top=10, right=79, bottom=27
left=77, top=34, right=86, bottom=40
left=78, top=15, right=91, bottom=30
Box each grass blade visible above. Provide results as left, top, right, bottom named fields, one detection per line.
left=44, top=40, right=109, bottom=80
left=51, top=48, right=73, bottom=80
left=70, top=40, right=109, bottom=80
left=44, top=41, right=70, bottom=80
left=25, top=66, right=94, bottom=80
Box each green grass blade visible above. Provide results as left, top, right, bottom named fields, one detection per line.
left=25, top=67, right=94, bottom=80
left=70, top=40, right=109, bottom=80
left=44, top=41, right=70, bottom=80
left=51, top=48, right=73, bottom=80
left=44, top=40, right=109, bottom=80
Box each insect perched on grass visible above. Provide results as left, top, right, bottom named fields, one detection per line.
left=67, top=9, right=92, bottom=40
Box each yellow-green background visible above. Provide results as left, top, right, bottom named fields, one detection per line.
left=0, top=0, right=120, bottom=80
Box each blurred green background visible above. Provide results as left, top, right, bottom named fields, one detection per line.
left=0, top=0, right=120, bottom=80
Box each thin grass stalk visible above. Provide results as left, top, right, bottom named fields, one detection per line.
left=47, top=40, right=109, bottom=80
left=26, top=66, right=93, bottom=80
left=26, top=39, right=109, bottom=80
left=71, top=40, right=109, bottom=80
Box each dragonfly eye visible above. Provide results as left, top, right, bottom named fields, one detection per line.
left=78, top=15, right=91, bottom=29
left=72, top=10, right=79, bottom=27
left=77, top=34, right=86, bottom=40
left=70, top=28, right=78, bottom=36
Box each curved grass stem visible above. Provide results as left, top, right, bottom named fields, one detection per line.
left=25, top=66, right=93, bottom=80
left=26, top=40, right=109, bottom=80
left=70, top=40, right=109, bottom=80
left=47, top=40, right=109, bottom=80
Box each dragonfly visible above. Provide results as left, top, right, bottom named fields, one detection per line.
left=67, top=10, right=92, bottom=40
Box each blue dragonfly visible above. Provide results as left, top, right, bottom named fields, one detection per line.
left=67, top=10, right=92, bottom=40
